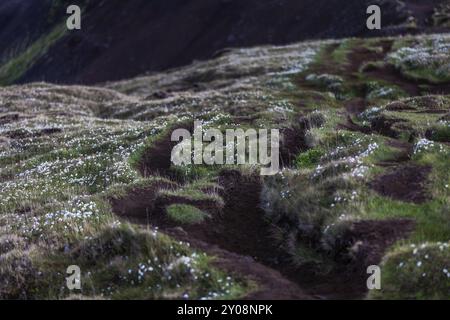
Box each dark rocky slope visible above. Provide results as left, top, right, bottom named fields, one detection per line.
left=0, top=0, right=448, bottom=85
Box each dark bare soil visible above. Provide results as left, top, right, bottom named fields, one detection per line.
left=349, top=39, right=393, bottom=72
left=342, top=219, right=416, bottom=267
left=136, top=135, right=175, bottom=178
left=286, top=218, right=415, bottom=299
left=370, top=164, right=432, bottom=203
left=136, top=122, right=193, bottom=178
left=110, top=165, right=418, bottom=299
left=337, top=116, right=372, bottom=134
left=0, top=0, right=58, bottom=65
left=109, top=180, right=177, bottom=225
left=166, top=228, right=310, bottom=300
left=109, top=120, right=421, bottom=299
left=0, top=113, right=19, bottom=124
left=279, top=116, right=317, bottom=166
left=110, top=169, right=311, bottom=299
left=107, top=31, right=446, bottom=298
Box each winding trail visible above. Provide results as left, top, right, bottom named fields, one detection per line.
left=108, top=41, right=442, bottom=299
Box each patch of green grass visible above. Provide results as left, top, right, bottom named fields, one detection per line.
left=359, top=61, right=385, bottom=73
left=362, top=145, right=450, bottom=243
left=282, top=89, right=340, bottom=112
left=158, top=187, right=224, bottom=207
left=426, top=124, right=450, bottom=143
left=330, top=39, right=357, bottom=68
left=104, top=176, right=176, bottom=200
left=369, top=242, right=450, bottom=299
left=0, top=224, right=250, bottom=299
left=166, top=204, right=210, bottom=225
left=365, top=139, right=402, bottom=163
left=0, top=24, right=66, bottom=85
left=362, top=196, right=450, bottom=242
left=295, top=148, right=324, bottom=169
left=365, top=81, right=407, bottom=101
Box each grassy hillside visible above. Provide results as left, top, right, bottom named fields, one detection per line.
left=0, top=33, right=449, bottom=299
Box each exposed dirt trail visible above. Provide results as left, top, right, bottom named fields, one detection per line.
left=108, top=39, right=444, bottom=299
left=109, top=117, right=418, bottom=299
left=111, top=164, right=416, bottom=299
left=111, top=170, right=312, bottom=299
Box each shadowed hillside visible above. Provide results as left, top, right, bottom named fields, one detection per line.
left=0, top=0, right=449, bottom=85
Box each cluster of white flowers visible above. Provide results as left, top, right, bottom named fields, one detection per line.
left=199, top=276, right=235, bottom=300
left=359, top=142, right=379, bottom=158
left=314, top=138, right=379, bottom=180
left=274, top=47, right=317, bottom=75
left=388, top=36, right=450, bottom=76
left=0, top=177, right=67, bottom=212
left=438, top=242, right=450, bottom=251
left=112, top=250, right=236, bottom=299
left=135, top=261, right=155, bottom=282
left=167, top=255, right=195, bottom=272
left=279, top=188, right=291, bottom=199
left=367, top=87, right=396, bottom=99
left=413, top=138, right=435, bottom=154
left=9, top=198, right=100, bottom=238
left=359, top=106, right=383, bottom=120
left=312, top=164, right=324, bottom=179
left=268, top=100, right=294, bottom=114
left=437, top=119, right=450, bottom=127
left=330, top=191, right=358, bottom=208
left=397, top=242, right=450, bottom=279
left=0, top=118, right=69, bottom=135
left=42, top=201, right=98, bottom=230
left=0, top=123, right=150, bottom=211
left=350, top=165, right=369, bottom=178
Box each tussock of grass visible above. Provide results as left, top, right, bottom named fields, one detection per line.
left=262, top=95, right=449, bottom=286
left=295, top=148, right=324, bottom=169
left=0, top=224, right=249, bottom=299
left=388, top=37, right=450, bottom=83
left=166, top=204, right=210, bottom=225
left=158, top=188, right=224, bottom=206
left=369, top=242, right=450, bottom=299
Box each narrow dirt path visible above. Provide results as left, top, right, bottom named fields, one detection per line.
left=108, top=41, right=443, bottom=298
left=165, top=228, right=310, bottom=300
left=110, top=127, right=416, bottom=300
left=111, top=135, right=314, bottom=299
left=111, top=173, right=313, bottom=299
